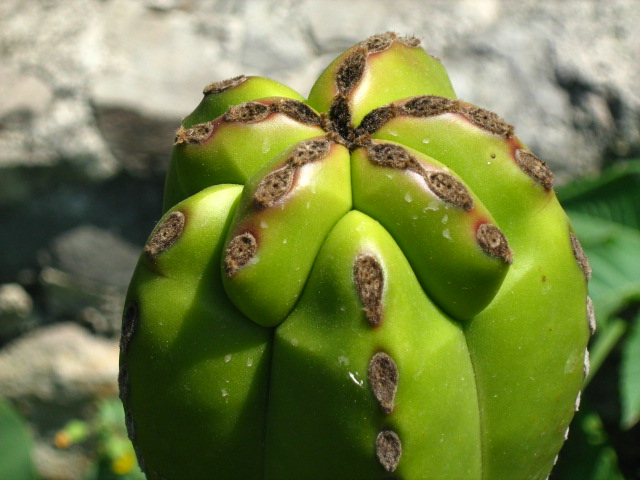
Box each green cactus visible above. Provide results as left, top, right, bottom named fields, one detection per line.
left=120, top=32, right=593, bottom=480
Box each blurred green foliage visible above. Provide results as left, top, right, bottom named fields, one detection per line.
left=554, top=160, right=640, bottom=480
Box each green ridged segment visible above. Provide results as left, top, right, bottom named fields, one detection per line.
left=121, top=185, right=271, bottom=479
left=122, top=32, right=591, bottom=480
left=352, top=140, right=510, bottom=320
left=222, top=139, right=352, bottom=327
left=266, top=211, right=482, bottom=479
left=308, top=33, right=455, bottom=127
left=164, top=98, right=325, bottom=211
left=183, top=76, right=305, bottom=128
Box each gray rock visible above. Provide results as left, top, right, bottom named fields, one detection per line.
left=0, top=323, right=119, bottom=480
left=1, top=0, right=638, bottom=185
left=0, top=283, right=35, bottom=339
left=38, top=225, right=139, bottom=333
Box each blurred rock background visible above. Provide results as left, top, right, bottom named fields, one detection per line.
left=0, top=0, right=638, bottom=478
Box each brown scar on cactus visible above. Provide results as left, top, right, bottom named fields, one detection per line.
left=118, top=364, right=129, bottom=402
left=376, top=430, right=402, bottom=472
left=402, top=95, right=459, bottom=118
left=368, top=352, right=399, bottom=414
left=356, top=105, right=399, bottom=137
left=423, top=171, right=474, bottom=211
left=120, top=301, right=139, bottom=354
left=328, top=94, right=354, bottom=142
left=273, top=99, right=322, bottom=125
left=287, top=138, right=332, bottom=167
left=570, top=233, right=592, bottom=280
left=254, top=168, right=295, bottom=209
left=514, top=149, right=554, bottom=190
left=224, top=232, right=258, bottom=276
left=144, top=211, right=186, bottom=260
left=253, top=138, right=332, bottom=209
left=366, top=142, right=413, bottom=169
left=353, top=254, right=384, bottom=327
left=174, top=123, right=214, bottom=145
left=587, top=296, right=596, bottom=335
left=356, top=96, right=459, bottom=136
left=203, top=75, right=247, bottom=95
left=476, top=223, right=513, bottom=264
left=336, top=47, right=367, bottom=95
left=459, top=104, right=515, bottom=138
left=125, top=409, right=136, bottom=442
left=225, top=101, right=272, bottom=123
left=366, top=142, right=475, bottom=210
left=583, top=349, right=590, bottom=378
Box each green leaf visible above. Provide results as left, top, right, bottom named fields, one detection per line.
left=566, top=211, right=640, bottom=322
left=558, top=160, right=640, bottom=230
left=553, top=408, right=625, bottom=480
left=585, top=318, right=627, bottom=388
left=621, top=311, right=640, bottom=429
left=0, top=398, right=36, bottom=480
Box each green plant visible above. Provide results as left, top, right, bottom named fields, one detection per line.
left=120, top=32, right=593, bottom=479
left=0, top=397, right=36, bottom=480
left=552, top=160, right=640, bottom=480
left=54, top=398, right=145, bottom=480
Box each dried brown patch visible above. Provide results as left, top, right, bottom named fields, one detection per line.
left=368, top=352, right=398, bottom=414
left=120, top=301, right=139, bottom=354
left=118, top=364, right=129, bottom=402
left=587, top=296, right=596, bottom=335
left=366, top=143, right=413, bottom=169
left=224, top=101, right=272, bottom=123
left=287, top=138, right=332, bottom=167
left=224, top=232, right=257, bottom=276
left=336, top=46, right=367, bottom=95
left=570, top=233, right=592, bottom=280
left=254, top=167, right=295, bottom=209
left=376, top=430, right=402, bottom=472
left=203, top=75, right=247, bottom=95
left=424, top=171, right=474, bottom=211
left=329, top=94, right=353, bottom=142
left=274, top=99, right=322, bottom=125
left=460, top=104, right=514, bottom=138
left=361, top=32, right=397, bottom=53
left=583, top=349, right=590, bottom=378
left=145, top=211, right=186, bottom=259
left=476, top=224, right=513, bottom=264
left=401, top=95, right=459, bottom=118
left=353, top=255, right=384, bottom=327
left=174, top=123, right=214, bottom=145
left=398, top=35, right=421, bottom=47
left=124, top=409, right=136, bottom=441
left=514, top=149, right=554, bottom=190
left=356, top=105, right=398, bottom=135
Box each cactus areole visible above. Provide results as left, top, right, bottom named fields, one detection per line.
left=120, top=32, right=593, bottom=480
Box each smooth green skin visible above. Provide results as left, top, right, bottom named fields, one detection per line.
left=165, top=106, right=324, bottom=212
left=307, top=40, right=455, bottom=126
left=125, top=35, right=590, bottom=480
left=122, top=185, right=272, bottom=479
left=222, top=140, right=352, bottom=327
left=266, top=211, right=482, bottom=479
left=374, top=113, right=589, bottom=478
left=352, top=141, right=509, bottom=320
left=182, top=76, right=305, bottom=128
